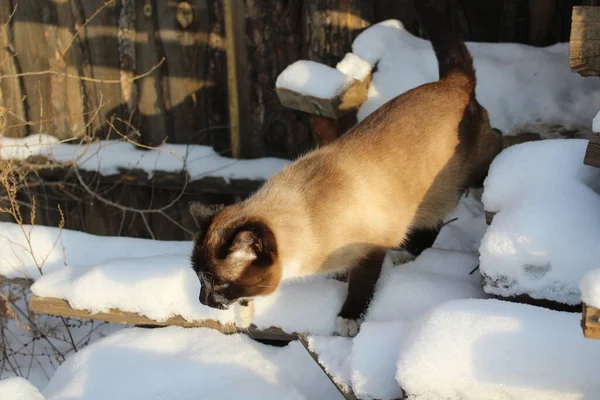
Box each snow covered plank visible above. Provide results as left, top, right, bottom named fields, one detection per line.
left=583, top=136, right=600, bottom=168
left=275, top=59, right=371, bottom=119
left=570, top=6, right=600, bottom=76
left=28, top=296, right=296, bottom=342
left=297, top=335, right=361, bottom=400
left=582, top=303, right=600, bottom=339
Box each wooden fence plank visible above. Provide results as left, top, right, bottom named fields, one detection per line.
left=0, top=1, right=27, bottom=138
left=570, top=6, right=600, bottom=76
left=10, top=0, right=55, bottom=136
left=29, top=295, right=297, bottom=342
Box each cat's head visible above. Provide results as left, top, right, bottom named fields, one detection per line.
left=189, top=202, right=281, bottom=310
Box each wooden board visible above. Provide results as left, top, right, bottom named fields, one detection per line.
left=570, top=6, right=600, bottom=76
left=29, top=295, right=297, bottom=342
left=584, top=136, right=600, bottom=168
left=276, top=73, right=371, bottom=120
left=582, top=303, right=600, bottom=339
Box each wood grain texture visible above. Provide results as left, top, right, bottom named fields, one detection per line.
left=9, top=0, right=55, bottom=136
left=0, top=1, right=27, bottom=138
left=584, top=136, right=600, bottom=168
left=29, top=295, right=298, bottom=342
left=582, top=303, right=600, bottom=339
left=570, top=6, right=600, bottom=76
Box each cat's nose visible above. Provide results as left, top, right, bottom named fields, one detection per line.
left=199, top=285, right=230, bottom=310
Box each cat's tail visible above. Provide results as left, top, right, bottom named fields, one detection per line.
left=413, top=0, right=475, bottom=88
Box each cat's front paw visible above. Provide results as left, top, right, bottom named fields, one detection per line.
left=390, top=249, right=416, bottom=266
left=235, top=299, right=255, bottom=329
left=335, top=316, right=363, bottom=337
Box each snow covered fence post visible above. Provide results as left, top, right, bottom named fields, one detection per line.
left=275, top=54, right=373, bottom=146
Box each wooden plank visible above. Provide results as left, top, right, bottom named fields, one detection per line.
left=29, top=295, right=297, bottom=342
left=223, top=0, right=251, bottom=158
left=303, top=0, right=372, bottom=66
left=0, top=1, right=27, bottom=138
left=51, top=0, right=87, bottom=139
left=584, top=136, right=600, bottom=168
left=276, top=73, right=371, bottom=120
left=10, top=0, right=55, bottom=136
left=570, top=6, right=600, bottom=76
left=78, top=0, right=125, bottom=138
left=582, top=303, right=600, bottom=339
left=155, top=0, right=211, bottom=145
left=135, top=0, right=168, bottom=147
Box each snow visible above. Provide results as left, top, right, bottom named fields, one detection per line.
left=291, top=19, right=600, bottom=134
left=396, top=299, right=600, bottom=400
left=581, top=269, right=600, bottom=308
left=365, top=248, right=487, bottom=323
left=41, top=327, right=342, bottom=400
left=275, top=60, right=354, bottom=99
left=593, top=110, right=600, bottom=133
left=335, top=53, right=372, bottom=82
left=480, top=139, right=600, bottom=305
left=0, top=134, right=288, bottom=182
left=305, top=336, right=353, bottom=392
left=350, top=321, right=407, bottom=400
left=0, top=377, right=45, bottom=400
left=0, top=222, right=189, bottom=279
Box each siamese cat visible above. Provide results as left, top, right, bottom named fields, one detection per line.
left=189, top=0, right=502, bottom=336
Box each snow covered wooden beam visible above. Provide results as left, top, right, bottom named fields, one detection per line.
left=275, top=77, right=370, bottom=120
left=583, top=136, right=600, bottom=168
left=275, top=57, right=372, bottom=120
left=569, top=6, right=600, bottom=76
left=582, top=303, right=600, bottom=339
left=28, top=296, right=297, bottom=342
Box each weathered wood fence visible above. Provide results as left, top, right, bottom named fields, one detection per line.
left=0, top=0, right=596, bottom=241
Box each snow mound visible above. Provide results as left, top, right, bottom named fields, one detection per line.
left=305, top=336, right=353, bottom=392
left=350, top=321, right=407, bottom=400
left=581, top=269, right=600, bottom=309
left=335, top=53, right=372, bottom=82
left=479, top=139, right=600, bottom=305
left=593, top=111, right=600, bottom=133
left=0, top=135, right=288, bottom=182
left=0, top=377, right=45, bottom=400
left=0, top=222, right=189, bottom=279
left=41, top=326, right=341, bottom=400
left=276, top=60, right=354, bottom=99
left=365, top=248, right=487, bottom=323
left=348, top=20, right=600, bottom=133
left=396, top=299, right=600, bottom=400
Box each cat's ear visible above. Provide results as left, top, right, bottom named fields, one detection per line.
left=189, top=202, right=223, bottom=233
left=225, top=222, right=277, bottom=267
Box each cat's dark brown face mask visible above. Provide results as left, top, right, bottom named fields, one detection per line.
left=188, top=202, right=281, bottom=310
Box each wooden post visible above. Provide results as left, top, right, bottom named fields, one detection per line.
left=569, top=6, right=600, bottom=76
left=584, top=136, right=600, bottom=168
left=582, top=303, right=600, bottom=339
left=223, top=0, right=251, bottom=159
